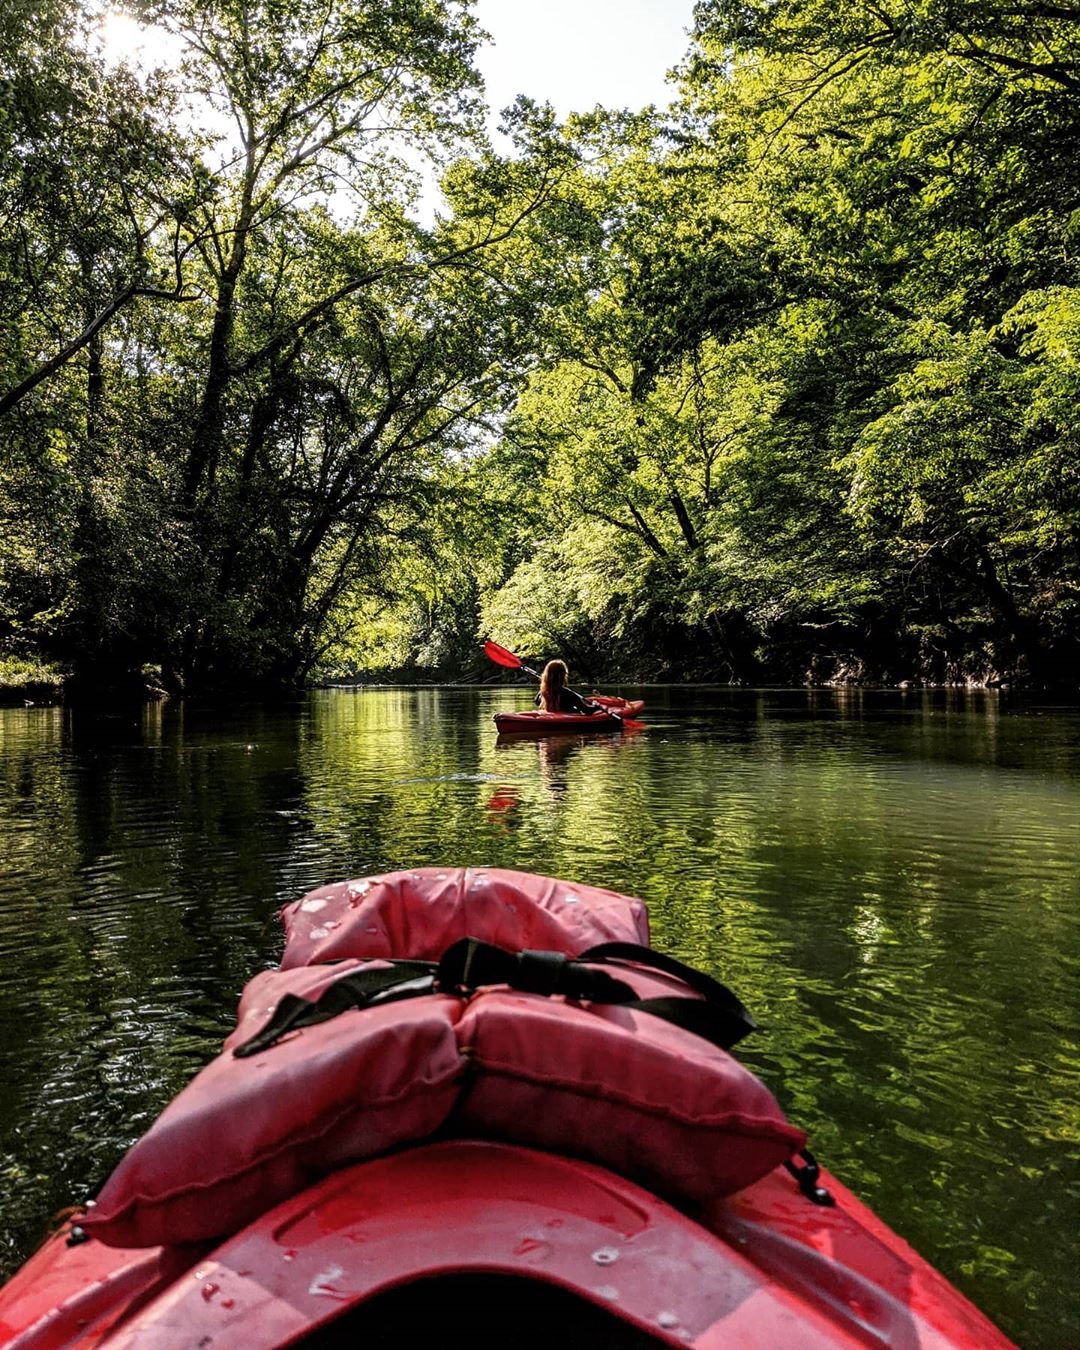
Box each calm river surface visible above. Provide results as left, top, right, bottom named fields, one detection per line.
left=0, top=686, right=1078, bottom=1345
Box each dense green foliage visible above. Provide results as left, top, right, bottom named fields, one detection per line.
left=2, top=0, right=1079, bottom=693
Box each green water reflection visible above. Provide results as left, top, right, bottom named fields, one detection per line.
left=0, top=688, right=1078, bottom=1347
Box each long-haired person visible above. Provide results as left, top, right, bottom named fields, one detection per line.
left=536, top=659, right=594, bottom=713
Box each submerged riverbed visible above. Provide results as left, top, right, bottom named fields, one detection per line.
left=0, top=686, right=1077, bottom=1345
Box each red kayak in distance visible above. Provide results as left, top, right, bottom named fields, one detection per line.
left=0, top=867, right=1017, bottom=1350
left=494, top=694, right=645, bottom=734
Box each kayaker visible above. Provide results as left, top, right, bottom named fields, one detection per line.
left=535, top=659, right=596, bottom=714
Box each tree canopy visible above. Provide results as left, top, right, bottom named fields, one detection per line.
left=2, top=0, right=1079, bottom=695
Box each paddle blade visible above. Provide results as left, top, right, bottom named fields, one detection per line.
left=483, top=640, right=523, bottom=670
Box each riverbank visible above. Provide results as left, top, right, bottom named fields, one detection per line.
left=4, top=655, right=1074, bottom=705
left=0, top=659, right=65, bottom=707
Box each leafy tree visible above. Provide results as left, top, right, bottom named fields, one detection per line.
left=0, top=0, right=194, bottom=675
left=2, top=1, right=572, bottom=695
left=4, top=0, right=1080, bottom=692
left=662, top=0, right=1080, bottom=681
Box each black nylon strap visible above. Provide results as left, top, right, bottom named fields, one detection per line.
left=624, top=996, right=754, bottom=1051
left=233, top=961, right=436, bottom=1058
left=440, top=938, right=755, bottom=1050
left=437, top=937, right=636, bottom=1003
left=232, top=940, right=757, bottom=1059
left=580, top=941, right=757, bottom=1048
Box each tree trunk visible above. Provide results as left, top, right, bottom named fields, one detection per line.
left=972, top=539, right=1047, bottom=682
left=182, top=187, right=256, bottom=508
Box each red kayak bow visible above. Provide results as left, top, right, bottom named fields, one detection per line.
left=0, top=867, right=1017, bottom=1350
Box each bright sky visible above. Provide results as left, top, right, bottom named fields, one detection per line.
left=96, top=2, right=694, bottom=216
left=474, top=1, right=694, bottom=124
left=98, top=1, right=695, bottom=121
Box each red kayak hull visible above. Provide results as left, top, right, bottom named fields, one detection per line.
left=0, top=1140, right=1014, bottom=1349
left=494, top=696, right=645, bottom=734
left=0, top=866, right=1016, bottom=1347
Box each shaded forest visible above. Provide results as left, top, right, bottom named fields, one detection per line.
left=3, top=0, right=1079, bottom=698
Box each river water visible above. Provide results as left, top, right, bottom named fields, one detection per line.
left=0, top=686, right=1077, bottom=1345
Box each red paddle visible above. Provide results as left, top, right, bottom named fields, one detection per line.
left=483, top=640, right=540, bottom=679
left=482, top=641, right=642, bottom=729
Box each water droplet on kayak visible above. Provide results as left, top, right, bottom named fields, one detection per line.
left=309, top=926, right=330, bottom=940
left=512, top=1236, right=552, bottom=1260
left=594, top=1284, right=619, bottom=1300
left=201, top=1282, right=219, bottom=1301
left=309, top=1263, right=346, bottom=1298
left=282, top=1250, right=296, bottom=1262
left=592, top=1246, right=619, bottom=1265
left=301, top=897, right=327, bottom=913
left=563, top=893, right=579, bottom=904
left=657, top=1311, right=679, bottom=1329
left=221, top=1299, right=235, bottom=1310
